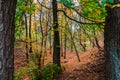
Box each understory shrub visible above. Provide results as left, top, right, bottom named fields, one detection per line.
left=41, top=63, right=61, bottom=80
left=14, top=65, right=39, bottom=80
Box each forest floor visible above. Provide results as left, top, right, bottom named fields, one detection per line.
left=58, top=48, right=105, bottom=80
left=14, top=44, right=105, bottom=80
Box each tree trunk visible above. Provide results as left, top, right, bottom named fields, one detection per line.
left=39, top=6, right=44, bottom=69
left=79, top=39, right=86, bottom=52
left=25, top=14, right=29, bottom=63
left=60, top=30, right=63, bottom=57
left=70, top=28, right=73, bottom=52
left=34, top=14, right=37, bottom=42
left=93, top=28, right=101, bottom=49
left=64, top=33, right=67, bottom=59
left=29, top=14, right=32, bottom=53
left=29, top=1, right=32, bottom=53
left=0, top=0, right=17, bottom=79
left=105, top=3, right=120, bottom=80
left=49, top=33, right=52, bottom=54
left=52, top=0, right=61, bottom=67
left=67, top=27, right=80, bottom=62
left=95, top=36, right=101, bottom=49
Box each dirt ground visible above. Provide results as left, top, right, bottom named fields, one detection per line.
left=58, top=48, right=105, bottom=80
left=14, top=45, right=105, bottom=80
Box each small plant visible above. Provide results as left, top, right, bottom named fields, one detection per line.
left=14, top=65, right=40, bottom=80
left=14, top=68, right=27, bottom=80
left=27, top=66, right=39, bottom=80
left=41, top=63, right=61, bottom=80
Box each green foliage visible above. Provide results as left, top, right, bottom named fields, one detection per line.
left=15, top=0, right=36, bottom=21
left=15, top=0, right=36, bottom=39
left=102, top=0, right=114, bottom=5
left=60, top=0, right=74, bottom=7
left=101, top=0, right=106, bottom=5
left=15, top=0, right=27, bottom=21
left=14, top=68, right=26, bottom=80
left=109, top=0, right=114, bottom=3
left=27, top=66, right=40, bottom=80
left=81, top=0, right=106, bottom=20
left=41, top=63, right=61, bottom=80
left=14, top=66, right=39, bottom=80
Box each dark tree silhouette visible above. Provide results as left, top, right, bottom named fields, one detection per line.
left=0, top=0, right=17, bottom=79
left=52, top=0, right=61, bottom=67
left=105, top=0, right=120, bottom=80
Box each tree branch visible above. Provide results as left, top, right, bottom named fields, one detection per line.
left=63, top=4, right=105, bottom=23
left=57, top=10, right=105, bottom=25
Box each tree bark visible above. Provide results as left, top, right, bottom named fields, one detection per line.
left=60, top=30, right=63, bottom=57
left=64, top=33, right=67, bottom=59
left=0, top=0, right=17, bottom=79
left=25, top=14, right=29, bottom=63
left=105, top=3, right=120, bottom=80
left=52, top=0, right=61, bottom=67
left=29, top=1, right=32, bottom=53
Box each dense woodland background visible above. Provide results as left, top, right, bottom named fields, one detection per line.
left=1, top=0, right=120, bottom=80
left=14, top=0, right=105, bottom=79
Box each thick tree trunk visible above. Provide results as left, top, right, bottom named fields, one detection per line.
left=105, top=5, right=120, bottom=80
left=0, top=0, right=17, bottom=79
left=52, top=0, right=61, bottom=66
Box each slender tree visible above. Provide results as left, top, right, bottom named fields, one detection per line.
left=25, top=14, right=29, bottom=63
left=0, top=0, right=17, bottom=79
left=29, top=0, right=33, bottom=53
left=64, top=33, right=67, bottom=59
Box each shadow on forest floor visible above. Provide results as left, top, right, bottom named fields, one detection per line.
left=14, top=43, right=105, bottom=80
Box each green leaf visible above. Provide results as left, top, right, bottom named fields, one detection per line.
left=109, top=0, right=114, bottom=3
left=102, top=0, right=106, bottom=5
left=60, top=0, right=74, bottom=7
left=83, top=12, right=88, bottom=17
left=102, top=0, right=114, bottom=5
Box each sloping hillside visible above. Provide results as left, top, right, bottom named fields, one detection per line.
left=14, top=46, right=105, bottom=80
left=59, top=48, right=105, bottom=80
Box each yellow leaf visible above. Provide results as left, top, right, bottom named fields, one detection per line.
left=96, top=10, right=101, bottom=15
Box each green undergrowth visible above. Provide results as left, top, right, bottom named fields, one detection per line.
left=14, top=62, right=65, bottom=80
left=41, top=63, right=63, bottom=80
left=14, top=65, right=39, bottom=80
